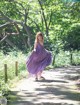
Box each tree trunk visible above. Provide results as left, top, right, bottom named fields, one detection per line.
left=38, top=0, right=50, bottom=41
left=23, top=24, right=31, bottom=48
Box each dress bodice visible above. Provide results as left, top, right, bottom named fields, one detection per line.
left=36, top=43, right=44, bottom=52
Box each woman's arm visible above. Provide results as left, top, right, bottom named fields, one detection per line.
left=33, top=41, right=38, bottom=51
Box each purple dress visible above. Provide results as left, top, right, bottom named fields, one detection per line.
left=26, top=43, right=52, bottom=75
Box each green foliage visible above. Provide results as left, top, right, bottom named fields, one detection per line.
left=0, top=0, right=80, bottom=52
left=0, top=51, right=27, bottom=96
left=62, top=24, right=80, bottom=51
left=54, top=50, right=80, bottom=67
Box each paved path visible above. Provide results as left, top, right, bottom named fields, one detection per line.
left=9, top=66, right=80, bottom=105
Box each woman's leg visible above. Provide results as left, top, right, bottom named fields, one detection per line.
left=35, top=73, right=38, bottom=80
left=35, top=71, right=45, bottom=81
left=35, top=71, right=42, bottom=80
left=39, top=71, right=43, bottom=78
left=38, top=71, right=44, bottom=79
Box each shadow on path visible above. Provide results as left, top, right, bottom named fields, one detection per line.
left=35, top=79, right=68, bottom=83
left=8, top=66, right=80, bottom=105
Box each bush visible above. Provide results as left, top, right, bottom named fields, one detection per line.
left=53, top=50, right=80, bottom=67
left=0, top=51, right=28, bottom=96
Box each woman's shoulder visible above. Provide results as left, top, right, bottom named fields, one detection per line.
left=34, top=41, right=38, bottom=48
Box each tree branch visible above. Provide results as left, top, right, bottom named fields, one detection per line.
left=38, top=0, right=47, bottom=28
left=28, top=17, right=41, bottom=31
left=0, top=11, right=12, bottom=22
left=48, top=10, right=53, bottom=28
left=38, top=0, right=49, bottom=37
left=0, top=34, right=15, bottom=48
left=0, top=22, right=13, bottom=29
left=0, top=35, right=8, bottom=43
left=14, top=1, right=25, bottom=10
left=0, top=22, right=20, bottom=35
left=0, top=10, right=23, bottom=25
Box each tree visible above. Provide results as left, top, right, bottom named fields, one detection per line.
left=0, top=0, right=80, bottom=53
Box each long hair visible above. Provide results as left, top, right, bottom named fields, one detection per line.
left=35, top=32, right=44, bottom=43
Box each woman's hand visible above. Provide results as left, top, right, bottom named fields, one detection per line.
left=33, top=48, right=36, bottom=52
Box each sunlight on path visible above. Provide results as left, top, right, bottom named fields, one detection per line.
left=9, top=66, right=80, bottom=105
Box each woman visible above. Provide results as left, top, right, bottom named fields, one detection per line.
left=26, top=32, right=52, bottom=81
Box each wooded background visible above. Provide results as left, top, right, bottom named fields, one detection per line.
left=0, top=0, right=80, bottom=53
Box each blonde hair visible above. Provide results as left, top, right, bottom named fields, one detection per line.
left=35, top=32, right=44, bottom=43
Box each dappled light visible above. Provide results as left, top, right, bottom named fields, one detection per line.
left=8, top=66, right=80, bottom=105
